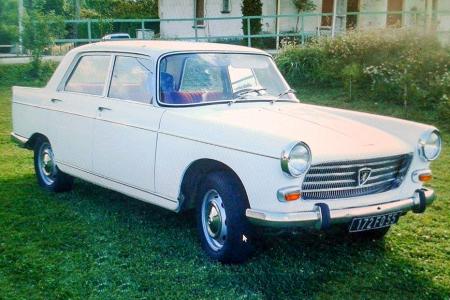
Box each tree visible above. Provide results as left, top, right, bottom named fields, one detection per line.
left=0, top=0, right=19, bottom=53
left=22, top=11, right=65, bottom=73
left=242, top=0, right=262, bottom=37
left=292, top=0, right=316, bottom=32
left=83, top=0, right=158, bottom=19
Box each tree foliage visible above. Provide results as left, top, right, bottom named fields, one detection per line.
left=242, top=0, right=262, bottom=35
left=0, top=0, right=19, bottom=50
left=22, top=11, right=65, bottom=73
left=82, top=0, right=158, bottom=19
left=292, top=0, right=316, bottom=12
left=292, top=0, right=316, bottom=31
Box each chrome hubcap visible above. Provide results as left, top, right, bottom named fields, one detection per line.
left=201, top=190, right=227, bottom=251
left=38, top=142, right=56, bottom=185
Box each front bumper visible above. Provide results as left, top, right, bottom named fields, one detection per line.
left=246, top=188, right=435, bottom=229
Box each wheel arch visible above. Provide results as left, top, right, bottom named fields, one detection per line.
left=25, top=132, right=48, bottom=149
left=177, top=158, right=248, bottom=212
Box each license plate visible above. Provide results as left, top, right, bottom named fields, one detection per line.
left=349, top=211, right=401, bottom=233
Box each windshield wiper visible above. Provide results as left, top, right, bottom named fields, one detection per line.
left=233, top=87, right=267, bottom=99
left=272, top=88, right=297, bottom=104
left=278, top=88, right=296, bottom=98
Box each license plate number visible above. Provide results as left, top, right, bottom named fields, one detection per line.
left=349, top=211, right=401, bottom=233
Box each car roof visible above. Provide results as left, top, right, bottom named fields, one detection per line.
left=73, top=40, right=268, bottom=57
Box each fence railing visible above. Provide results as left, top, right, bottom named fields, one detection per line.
left=4, top=10, right=450, bottom=55
left=58, top=10, right=450, bottom=48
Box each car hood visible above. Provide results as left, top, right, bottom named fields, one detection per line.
left=159, top=102, right=413, bottom=163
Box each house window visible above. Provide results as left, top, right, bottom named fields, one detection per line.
left=195, top=0, right=205, bottom=27
left=321, top=0, right=334, bottom=27
left=346, top=0, right=360, bottom=29
left=222, top=0, right=231, bottom=13
left=387, top=0, right=403, bottom=27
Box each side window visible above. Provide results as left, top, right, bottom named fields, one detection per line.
left=65, top=55, right=110, bottom=96
left=108, top=56, right=152, bottom=103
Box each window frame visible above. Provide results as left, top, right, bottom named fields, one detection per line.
left=106, top=54, right=154, bottom=105
left=221, top=0, right=231, bottom=13
left=155, top=51, right=296, bottom=108
left=59, top=52, right=114, bottom=97
left=58, top=51, right=155, bottom=106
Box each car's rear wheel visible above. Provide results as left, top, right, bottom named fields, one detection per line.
left=34, top=138, right=73, bottom=192
left=196, top=171, right=254, bottom=264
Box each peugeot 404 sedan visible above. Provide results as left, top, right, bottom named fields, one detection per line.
left=11, top=41, right=441, bottom=263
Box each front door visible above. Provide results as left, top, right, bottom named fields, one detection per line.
left=93, top=54, right=164, bottom=192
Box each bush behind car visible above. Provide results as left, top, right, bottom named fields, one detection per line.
left=276, top=29, right=450, bottom=124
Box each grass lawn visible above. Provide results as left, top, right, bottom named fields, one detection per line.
left=0, top=81, right=449, bottom=299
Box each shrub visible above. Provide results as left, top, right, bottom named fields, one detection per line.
left=0, top=62, right=57, bottom=87
left=276, top=29, right=450, bottom=118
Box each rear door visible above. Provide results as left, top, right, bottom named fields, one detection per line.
left=51, top=53, right=113, bottom=171
left=92, top=54, right=164, bottom=192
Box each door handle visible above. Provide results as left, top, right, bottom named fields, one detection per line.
left=50, top=98, right=63, bottom=103
left=98, top=106, right=112, bottom=112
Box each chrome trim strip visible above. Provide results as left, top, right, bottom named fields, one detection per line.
left=312, top=158, right=402, bottom=170
left=13, top=101, right=92, bottom=119
left=304, top=178, right=356, bottom=185
left=368, top=170, right=401, bottom=180
left=14, top=101, right=275, bottom=159
left=246, top=188, right=436, bottom=228
left=159, top=131, right=279, bottom=160
left=307, top=171, right=356, bottom=177
left=56, top=160, right=178, bottom=203
left=10, top=132, right=29, bottom=147
left=13, top=101, right=159, bottom=133
left=302, top=178, right=396, bottom=193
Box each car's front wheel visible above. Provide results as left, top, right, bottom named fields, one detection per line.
left=34, top=138, right=74, bottom=192
left=196, top=171, right=254, bottom=264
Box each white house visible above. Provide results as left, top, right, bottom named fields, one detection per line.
left=158, top=0, right=449, bottom=43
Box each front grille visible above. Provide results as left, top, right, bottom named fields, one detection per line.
left=301, top=154, right=412, bottom=200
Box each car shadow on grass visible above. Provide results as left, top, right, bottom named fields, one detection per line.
left=1, top=174, right=448, bottom=299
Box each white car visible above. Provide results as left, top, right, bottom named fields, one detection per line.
left=11, top=41, right=441, bottom=263
left=102, top=33, right=131, bottom=40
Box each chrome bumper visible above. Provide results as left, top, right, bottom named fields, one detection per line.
left=246, top=188, right=436, bottom=229
left=10, top=132, right=28, bottom=147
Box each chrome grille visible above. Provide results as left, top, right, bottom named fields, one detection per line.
left=302, top=154, right=412, bottom=200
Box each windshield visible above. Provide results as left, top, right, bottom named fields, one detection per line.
left=159, top=53, right=296, bottom=105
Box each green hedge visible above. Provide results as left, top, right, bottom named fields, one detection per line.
left=0, top=62, right=57, bottom=87
left=276, top=29, right=450, bottom=121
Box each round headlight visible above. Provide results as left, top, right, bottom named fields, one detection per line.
left=419, top=130, right=442, bottom=161
left=281, top=142, right=311, bottom=177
